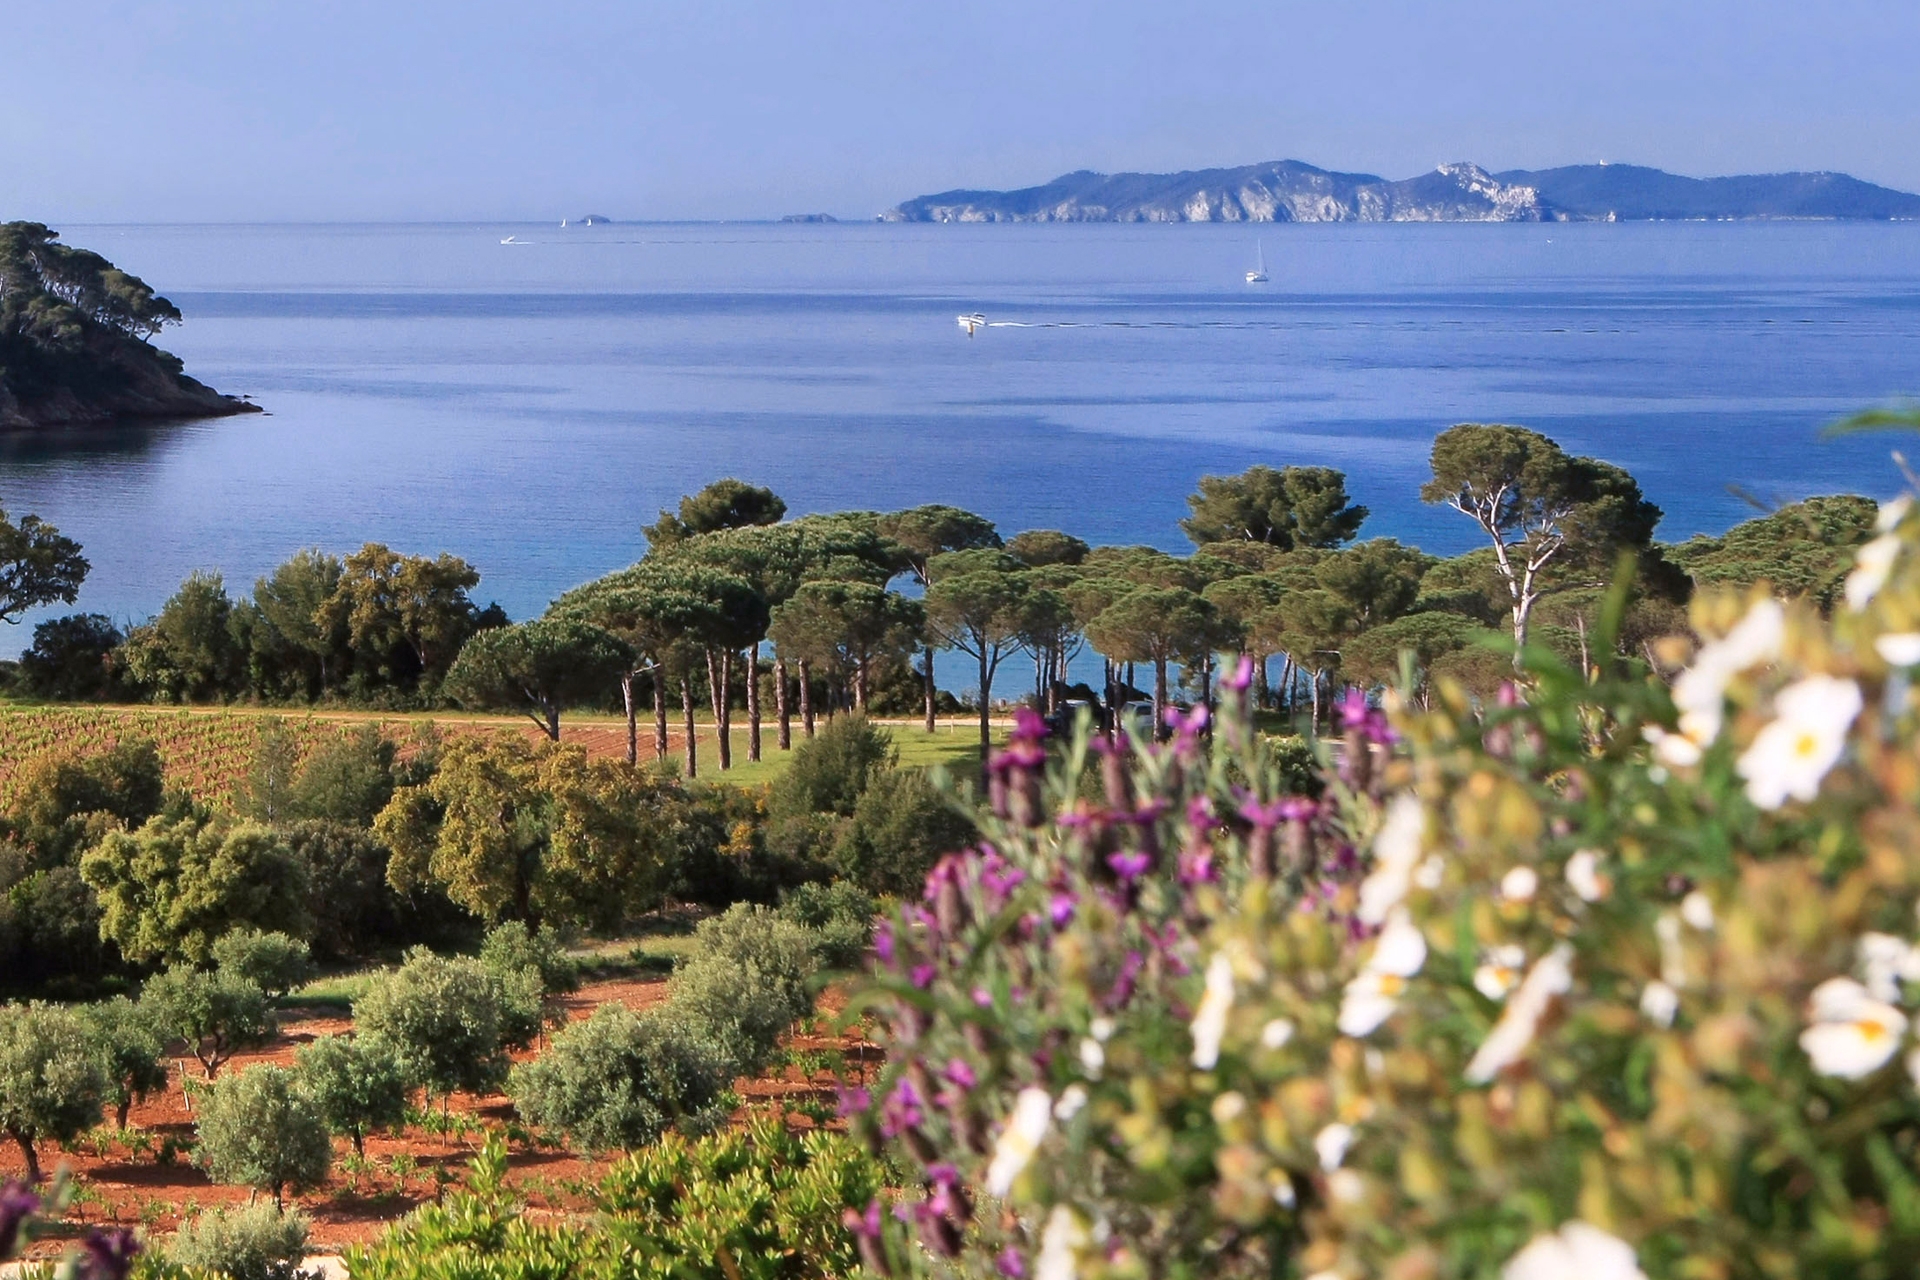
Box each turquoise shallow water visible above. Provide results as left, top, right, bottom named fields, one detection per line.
left=1, top=219, right=1916, bottom=650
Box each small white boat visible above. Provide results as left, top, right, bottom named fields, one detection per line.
left=957, top=313, right=987, bottom=338
left=1245, top=241, right=1269, bottom=284
left=501, top=235, right=519, bottom=245
left=560, top=219, right=567, bottom=227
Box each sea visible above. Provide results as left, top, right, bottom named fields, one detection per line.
left=2, top=219, right=1918, bottom=654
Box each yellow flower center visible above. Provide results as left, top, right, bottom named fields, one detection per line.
left=1857, top=1018, right=1892, bottom=1042
left=1793, top=731, right=1821, bottom=760
left=1378, top=975, right=1406, bottom=996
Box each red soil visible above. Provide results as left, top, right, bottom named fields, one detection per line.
left=4, top=977, right=875, bottom=1257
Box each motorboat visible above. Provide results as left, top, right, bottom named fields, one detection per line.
left=957, top=313, right=987, bottom=337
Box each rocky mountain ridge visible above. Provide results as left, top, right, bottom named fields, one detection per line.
left=884, top=160, right=1920, bottom=223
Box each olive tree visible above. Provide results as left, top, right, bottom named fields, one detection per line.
left=194, top=1064, right=331, bottom=1207
left=354, top=948, right=517, bottom=1103
left=292, top=1035, right=409, bottom=1156
left=140, top=964, right=274, bottom=1078
left=79, top=997, right=168, bottom=1130
left=0, top=1002, right=106, bottom=1181
left=211, top=928, right=313, bottom=1001
left=508, top=1003, right=732, bottom=1151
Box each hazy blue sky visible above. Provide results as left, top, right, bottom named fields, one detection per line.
left=7, top=0, right=1917, bottom=222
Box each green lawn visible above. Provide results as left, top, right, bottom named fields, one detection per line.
left=705, top=719, right=999, bottom=788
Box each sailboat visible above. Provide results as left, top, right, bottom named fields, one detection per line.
left=1245, top=241, right=1269, bottom=284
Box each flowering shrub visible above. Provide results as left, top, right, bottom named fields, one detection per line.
left=846, top=497, right=1920, bottom=1280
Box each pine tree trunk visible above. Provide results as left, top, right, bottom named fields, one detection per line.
left=799, top=660, right=815, bottom=737
left=621, top=671, right=639, bottom=765
left=746, top=643, right=762, bottom=762
left=977, top=647, right=993, bottom=768
left=775, top=656, right=792, bottom=750
left=1153, top=658, right=1168, bottom=739
left=923, top=645, right=936, bottom=733
left=1254, top=653, right=1269, bottom=709
left=681, top=677, right=698, bottom=777
left=653, top=673, right=669, bottom=761
left=717, top=650, right=734, bottom=770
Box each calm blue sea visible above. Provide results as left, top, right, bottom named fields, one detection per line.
left=2, top=219, right=1917, bottom=653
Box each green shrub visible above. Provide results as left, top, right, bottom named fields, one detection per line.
left=669, top=904, right=817, bottom=1072
left=0, top=1001, right=107, bottom=1181
left=767, top=714, right=893, bottom=820
left=140, top=964, right=274, bottom=1077
left=353, top=948, right=514, bottom=1101
left=211, top=928, right=313, bottom=1000
left=508, top=1002, right=732, bottom=1151
left=79, top=995, right=167, bottom=1129
left=168, top=1202, right=312, bottom=1280
left=831, top=766, right=973, bottom=896
left=292, top=1034, right=409, bottom=1156
left=778, top=881, right=877, bottom=969
left=344, top=1120, right=881, bottom=1280
left=477, top=920, right=578, bottom=996
left=194, top=1064, right=331, bottom=1207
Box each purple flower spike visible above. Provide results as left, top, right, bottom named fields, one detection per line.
left=1337, top=689, right=1398, bottom=745
left=1224, top=654, right=1255, bottom=692
left=1238, top=796, right=1290, bottom=829
left=0, top=1182, right=40, bottom=1260
left=836, top=1084, right=873, bottom=1117
left=1012, top=706, right=1050, bottom=742
left=1177, top=848, right=1218, bottom=885
left=880, top=1077, right=926, bottom=1137
left=972, top=986, right=994, bottom=1007
left=76, top=1228, right=139, bottom=1280
left=1107, top=850, right=1152, bottom=882
left=1048, top=891, right=1077, bottom=927
left=910, top=963, right=937, bottom=989
left=845, top=1199, right=884, bottom=1239
left=943, top=1058, right=977, bottom=1089
left=873, top=920, right=896, bottom=965
left=998, top=1247, right=1030, bottom=1278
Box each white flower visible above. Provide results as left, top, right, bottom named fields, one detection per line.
left=1699, top=596, right=1787, bottom=676
left=1314, top=1122, right=1353, bottom=1172
left=1473, top=945, right=1527, bottom=1001
left=1878, top=632, right=1920, bottom=667
left=1271, top=1173, right=1297, bottom=1207
left=1338, top=909, right=1427, bottom=1037
left=1848, top=533, right=1902, bottom=610
left=1499, top=866, right=1539, bottom=902
left=1859, top=933, right=1920, bottom=1002
left=1737, top=674, right=1863, bottom=809
left=1357, top=793, right=1426, bottom=925
left=1643, top=725, right=1704, bottom=768
left=1259, top=1018, right=1295, bottom=1049
left=1465, top=943, right=1575, bottom=1084
left=1054, top=1085, right=1088, bottom=1121
left=1414, top=854, right=1445, bottom=890
left=1800, top=977, right=1907, bottom=1079
left=1327, top=1170, right=1365, bottom=1203
left=1502, top=1221, right=1647, bottom=1280
left=1078, top=1038, right=1105, bottom=1078
left=1639, top=980, right=1679, bottom=1028
left=1210, top=1092, right=1246, bottom=1123
left=1088, top=1016, right=1115, bottom=1042
left=985, top=1087, right=1054, bottom=1196
left=1565, top=849, right=1607, bottom=902
left=1189, top=952, right=1235, bottom=1069
left=1680, top=891, right=1715, bottom=932
left=1877, top=494, right=1914, bottom=533
left=1036, top=1206, right=1087, bottom=1280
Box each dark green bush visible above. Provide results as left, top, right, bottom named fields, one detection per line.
left=477, top=919, right=579, bottom=997
left=832, top=766, right=973, bottom=896
left=212, top=927, right=313, bottom=1000
left=669, top=904, right=817, bottom=1072
left=767, top=714, right=893, bottom=821
left=168, top=1201, right=312, bottom=1280
left=779, top=881, right=877, bottom=969
left=508, top=1001, right=732, bottom=1151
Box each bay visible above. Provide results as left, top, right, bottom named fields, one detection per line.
left=2, top=219, right=1917, bottom=652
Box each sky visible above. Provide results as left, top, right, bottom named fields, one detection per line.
left=5, top=0, right=1918, bottom=222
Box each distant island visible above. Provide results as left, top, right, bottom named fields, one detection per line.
left=883, top=160, right=1920, bottom=223
left=0, top=222, right=258, bottom=431
left=781, top=213, right=839, bottom=223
